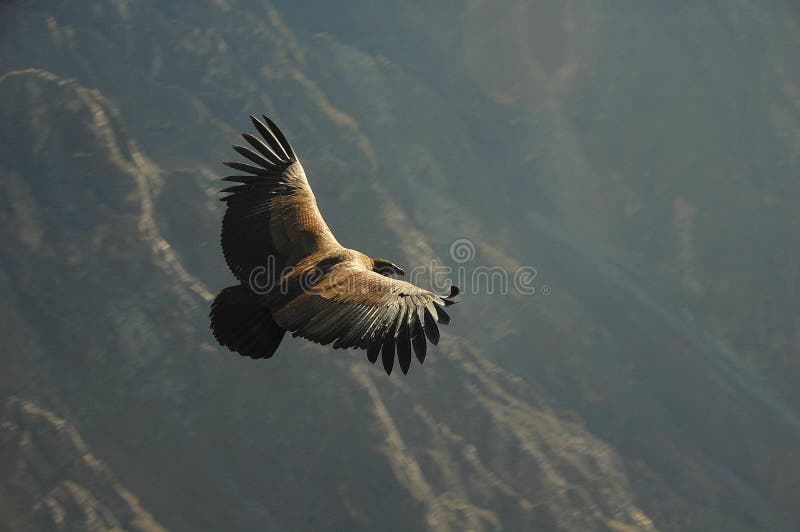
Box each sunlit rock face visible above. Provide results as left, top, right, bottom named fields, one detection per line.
left=0, top=397, right=168, bottom=532
left=2, top=1, right=800, bottom=530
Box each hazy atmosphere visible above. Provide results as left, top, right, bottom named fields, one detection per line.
left=1, top=1, right=799, bottom=530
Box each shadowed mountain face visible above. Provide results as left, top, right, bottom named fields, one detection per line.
left=1, top=1, right=799, bottom=530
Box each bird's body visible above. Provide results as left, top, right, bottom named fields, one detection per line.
left=210, top=115, right=457, bottom=374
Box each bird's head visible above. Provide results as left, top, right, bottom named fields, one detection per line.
left=372, top=258, right=405, bottom=278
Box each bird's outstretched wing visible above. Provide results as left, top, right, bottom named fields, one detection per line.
left=273, top=267, right=458, bottom=374
left=220, top=115, right=340, bottom=283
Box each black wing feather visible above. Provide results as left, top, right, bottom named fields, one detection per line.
left=250, top=115, right=291, bottom=161
left=263, top=115, right=297, bottom=160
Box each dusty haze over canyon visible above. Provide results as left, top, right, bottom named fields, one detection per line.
left=1, top=2, right=799, bottom=530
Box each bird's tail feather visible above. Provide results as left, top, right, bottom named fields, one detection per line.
left=210, top=285, right=285, bottom=359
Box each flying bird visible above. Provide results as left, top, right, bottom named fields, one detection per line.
left=210, top=115, right=458, bottom=374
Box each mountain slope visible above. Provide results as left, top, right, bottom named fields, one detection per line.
left=1, top=1, right=799, bottom=530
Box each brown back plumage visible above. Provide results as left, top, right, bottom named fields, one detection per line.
left=210, top=115, right=457, bottom=374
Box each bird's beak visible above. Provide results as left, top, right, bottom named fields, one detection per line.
left=395, top=266, right=405, bottom=277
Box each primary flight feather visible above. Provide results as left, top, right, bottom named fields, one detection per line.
left=210, top=115, right=458, bottom=374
